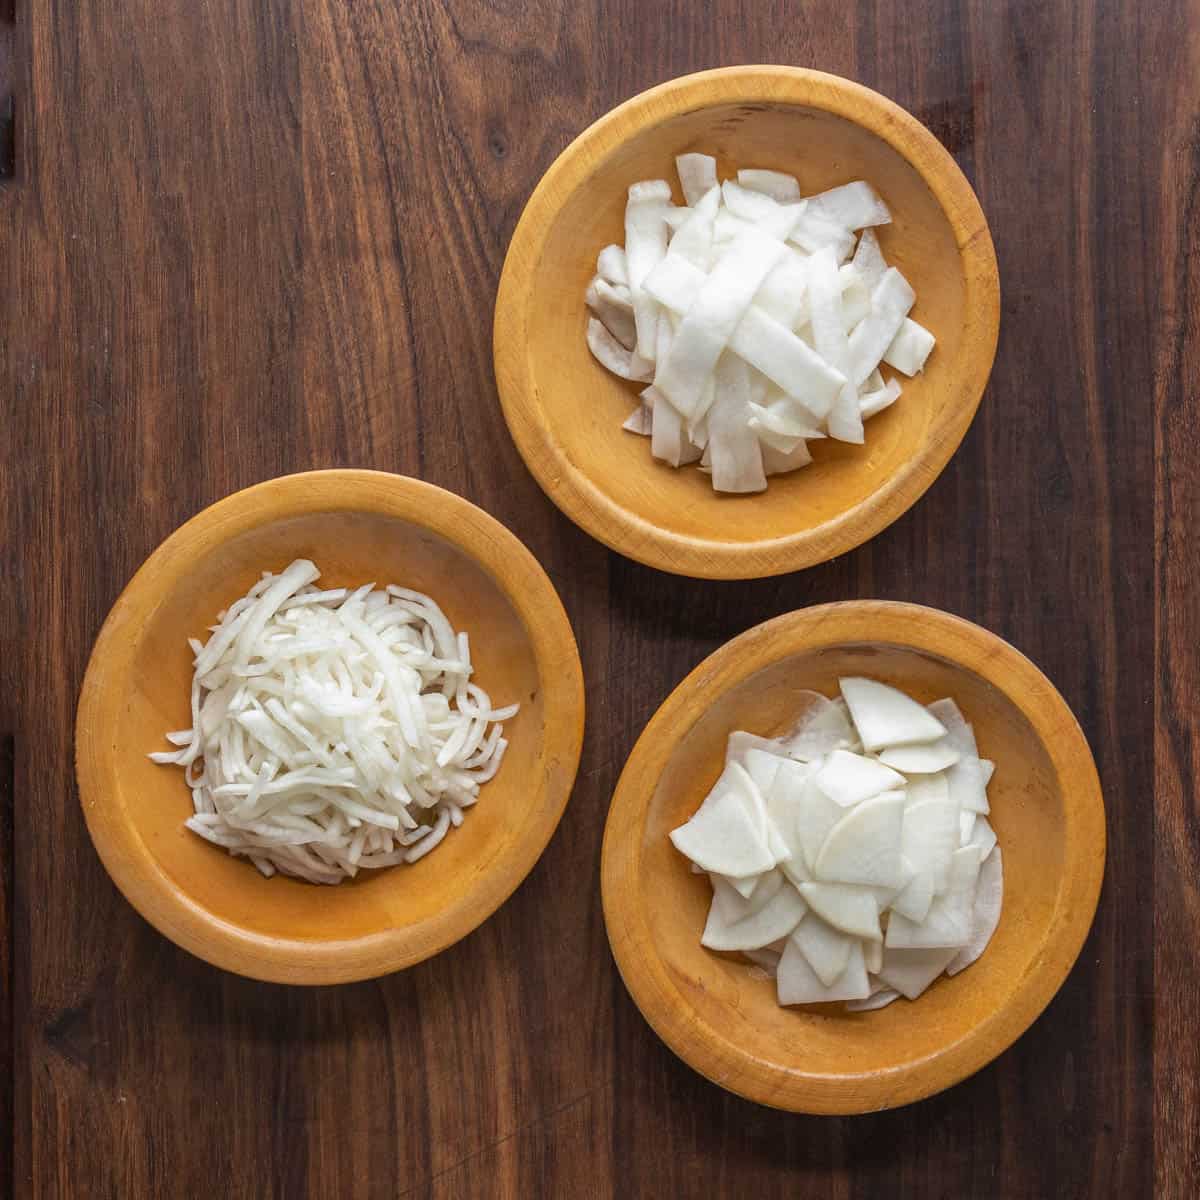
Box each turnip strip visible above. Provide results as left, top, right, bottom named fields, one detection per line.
left=669, top=677, right=1001, bottom=1010
left=152, top=562, right=518, bottom=884
left=584, top=157, right=935, bottom=491
left=624, top=180, right=673, bottom=360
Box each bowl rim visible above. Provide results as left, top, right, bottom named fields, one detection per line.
left=601, top=601, right=1106, bottom=1113
left=494, top=65, right=1001, bottom=579
left=75, top=469, right=586, bottom=985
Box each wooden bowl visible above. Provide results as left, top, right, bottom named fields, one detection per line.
left=601, top=602, right=1104, bottom=1112
left=495, top=67, right=1000, bottom=579
left=76, top=470, right=585, bottom=984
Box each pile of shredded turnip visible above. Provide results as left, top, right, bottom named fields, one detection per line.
left=670, top=679, right=1002, bottom=1010
left=150, top=560, right=518, bottom=885
left=586, top=156, right=935, bottom=493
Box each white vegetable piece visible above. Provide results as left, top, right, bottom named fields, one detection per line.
left=814, top=790, right=907, bottom=887
left=652, top=230, right=785, bottom=421
left=846, top=267, right=916, bottom=386
left=884, top=318, right=936, bottom=375
left=946, top=754, right=990, bottom=815
left=946, top=848, right=1004, bottom=975
left=667, top=185, right=720, bottom=270
left=585, top=276, right=637, bottom=350
left=890, top=867, right=936, bottom=924
left=676, top=153, right=718, bottom=207
left=808, top=247, right=863, bottom=444
left=622, top=402, right=653, bottom=435
left=876, top=946, right=959, bottom=1001
left=814, top=748, right=906, bottom=807
left=840, top=677, right=948, bottom=751
left=779, top=929, right=871, bottom=1003
left=877, top=738, right=960, bottom=774
left=794, top=773, right=847, bottom=872
left=859, top=377, right=902, bottom=420
left=765, top=759, right=815, bottom=887
left=799, top=881, right=882, bottom=941
left=720, top=180, right=804, bottom=240
left=669, top=762, right=776, bottom=876
left=845, top=986, right=901, bottom=1012
left=596, top=243, right=629, bottom=286
left=788, top=208, right=856, bottom=260
left=785, top=694, right=860, bottom=759
left=624, top=180, right=674, bottom=360
left=708, top=354, right=767, bottom=494
left=737, top=168, right=802, bottom=203
left=761, top=439, right=814, bottom=477
left=587, top=317, right=653, bottom=382
left=788, top=912, right=855, bottom=987
left=806, top=181, right=891, bottom=230
left=980, top=758, right=996, bottom=786
left=702, top=873, right=808, bottom=951
left=736, top=742, right=785, bottom=794
left=885, top=845, right=982, bottom=949
left=863, top=938, right=883, bottom=974
left=927, top=698, right=979, bottom=756
left=967, top=815, right=998, bottom=860
left=899, top=792, right=960, bottom=894
left=959, top=810, right=977, bottom=846
left=851, top=227, right=887, bottom=288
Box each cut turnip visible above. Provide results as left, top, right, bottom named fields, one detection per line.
left=876, top=946, right=959, bottom=1000
left=885, top=845, right=981, bottom=949
left=587, top=318, right=654, bottom=382
left=851, top=227, right=887, bottom=288
left=863, top=938, right=883, bottom=975
left=795, top=774, right=847, bottom=873
left=814, top=790, right=906, bottom=887
left=814, top=748, right=905, bottom=807
left=702, top=874, right=808, bottom=951
left=890, top=867, right=936, bottom=924
left=967, top=815, right=998, bottom=860
left=899, top=794, right=960, bottom=893
left=846, top=267, right=915, bottom=386
left=980, top=758, right=995, bottom=787
left=946, top=848, right=1003, bottom=975
left=738, top=168, right=802, bottom=203
left=859, top=377, right=902, bottom=420
left=840, top=677, right=948, bottom=751
left=623, top=180, right=673, bottom=360
left=799, top=881, right=882, bottom=941
left=675, top=153, right=718, bottom=207
left=927, top=698, right=979, bottom=757
left=788, top=912, right=856, bottom=987
left=884, top=318, right=936, bottom=376
left=877, top=739, right=960, bottom=774
left=669, top=763, right=775, bottom=876
left=806, top=181, right=891, bottom=230
left=778, top=935, right=871, bottom=1005
left=946, top=754, right=990, bottom=815
left=845, top=985, right=900, bottom=1012
left=596, top=243, right=629, bottom=287
left=784, top=693, right=859, bottom=760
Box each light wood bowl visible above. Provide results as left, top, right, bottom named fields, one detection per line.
left=76, top=470, right=585, bottom=984
left=601, top=602, right=1104, bottom=1113
left=495, top=67, right=1000, bottom=579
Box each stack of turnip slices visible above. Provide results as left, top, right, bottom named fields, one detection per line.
left=669, top=679, right=1003, bottom=1010
left=585, top=156, right=935, bottom=493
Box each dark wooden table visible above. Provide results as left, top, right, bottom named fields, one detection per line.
left=1, top=1, right=1194, bottom=1196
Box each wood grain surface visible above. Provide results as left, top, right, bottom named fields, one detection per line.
left=0, top=0, right=1190, bottom=1197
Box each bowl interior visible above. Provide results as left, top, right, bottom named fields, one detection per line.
left=526, top=100, right=967, bottom=546
left=637, top=642, right=1063, bottom=1089
left=111, top=510, right=544, bottom=946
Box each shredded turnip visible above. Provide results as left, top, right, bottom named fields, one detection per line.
left=584, top=156, right=935, bottom=492
left=151, top=561, right=518, bottom=884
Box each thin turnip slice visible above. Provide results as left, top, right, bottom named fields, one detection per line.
left=789, top=912, right=855, bottom=986
left=729, top=307, right=845, bottom=418
left=890, top=867, right=936, bottom=924
left=761, top=439, right=814, bottom=476
left=708, top=869, right=783, bottom=922
left=840, top=676, right=948, bottom=750
left=643, top=250, right=706, bottom=313
left=709, top=354, right=767, bottom=494
left=851, top=227, right=887, bottom=288
left=663, top=207, right=691, bottom=232
left=738, top=168, right=802, bottom=203
left=967, top=815, right=998, bottom=860
left=806, top=181, right=892, bottom=230
left=905, top=771, right=950, bottom=807
left=780, top=927, right=870, bottom=1002
left=946, top=754, right=990, bottom=815
left=653, top=231, right=785, bottom=421
left=731, top=741, right=785, bottom=793
left=586, top=276, right=637, bottom=350
left=808, top=247, right=863, bottom=444
left=743, top=944, right=783, bottom=977
left=859, top=377, right=902, bottom=420
left=624, top=180, right=673, bottom=360
left=669, top=763, right=776, bottom=876
left=766, top=759, right=815, bottom=887
left=959, top=810, right=976, bottom=845
left=814, top=748, right=905, bottom=806
left=754, top=250, right=809, bottom=327
left=926, top=699, right=979, bottom=757
left=884, top=318, right=936, bottom=375
left=885, top=845, right=982, bottom=949
left=794, top=773, right=847, bottom=873
left=587, top=318, right=654, bottom=382
left=877, top=739, right=961, bottom=773
left=622, top=402, right=653, bottom=435
left=788, top=208, right=856, bottom=260
left=720, top=181, right=804, bottom=240
left=846, top=267, right=916, bottom=386
left=597, top=244, right=629, bottom=286
left=668, top=185, right=720, bottom=270
left=946, top=848, right=1003, bottom=975
left=676, top=153, right=718, bottom=207
left=702, top=875, right=808, bottom=951
left=814, top=790, right=907, bottom=887
left=650, top=388, right=700, bottom=467
left=864, top=939, right=883, bottom=975
left=876, top=946, right=958, bottom=1000
left=845, top=985, right=900, bottom=1012
left=839, top=265, right=872, bottom=329
left=784, top=695, right=859, bottom=759
left=900, top=795, right=960, bottom=894
left=799, top=881, right=882, bottom=941
left=980, top=758, right=995, bottom=786
left=750, top=395, right=826, bottom=441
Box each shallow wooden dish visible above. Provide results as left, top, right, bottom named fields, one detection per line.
left=495, top=67, right=1000, bottom=579
left=601, top=602, right=1104, bottom=1112
left=76, top=470, right=585, bottom=984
